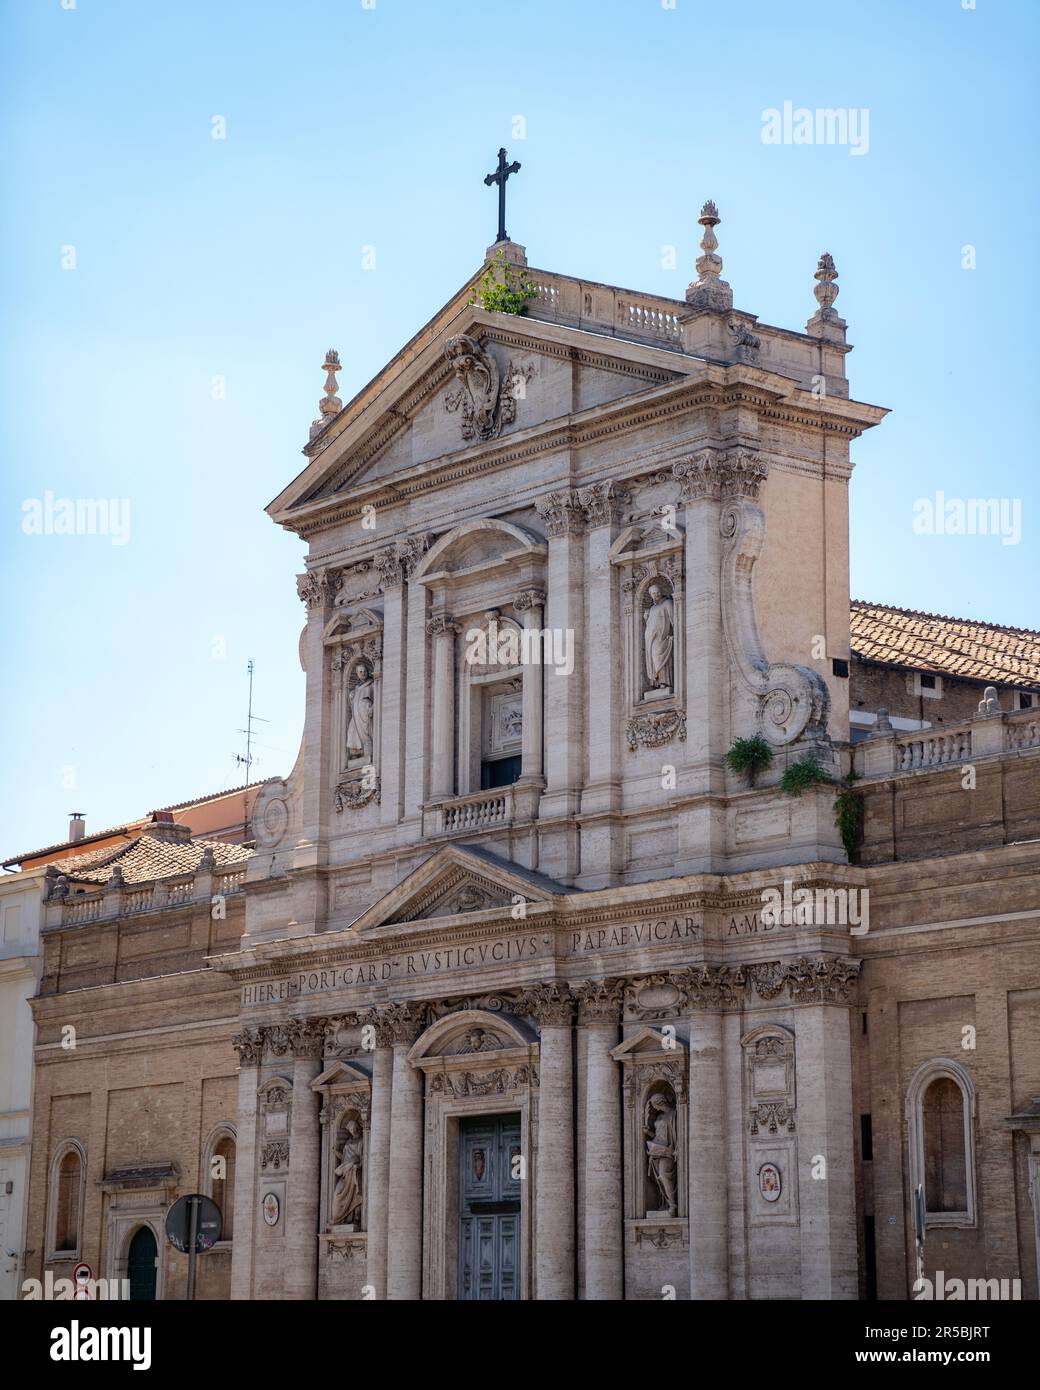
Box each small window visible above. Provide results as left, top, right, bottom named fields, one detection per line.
left=906, top=1059, right=976, bottom=1227
left=480, top=754, right=522, bottom=790
left=922, top=1078, right=967, bottom=1213
left=1016, top=691, right=1037, bottom=710
left=831, top=658, right=850, bottom=678
left=860, top=1114, right=873, bottom=1161
left=919, top=674, right=936, bottom=690
left=48, top=1141, right=86, bottom=1258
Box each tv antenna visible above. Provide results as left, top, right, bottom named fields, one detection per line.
left=235, top=659, right=268, bottom=787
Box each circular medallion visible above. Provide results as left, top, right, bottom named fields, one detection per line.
left=262, top=1192, right=280, bottom=1226
left=758, top=1162, right=782, bottom=1202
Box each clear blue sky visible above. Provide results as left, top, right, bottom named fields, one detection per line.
left=1, top=0, right=1037, bottom=860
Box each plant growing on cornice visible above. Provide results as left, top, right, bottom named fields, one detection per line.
left=725, top=735, right=774, bottom=786
left=779, top=755, right=831, bottom=798
left=833, top=772, right=865, bottom=862
left=469, top=249, right=538, bottom=315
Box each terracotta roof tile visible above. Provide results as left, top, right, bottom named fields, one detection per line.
left=52, top=835, right=252, bottom=886
left=850, top=602, right=1040, bottom=686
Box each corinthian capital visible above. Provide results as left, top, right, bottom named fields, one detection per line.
left=672, top=450, right=723, bottom=501
left=577, top=481, right=628, bottom=528
left=297, top=567, right=342, bottom=608
left=369, top=1000, right=427, bottom=1046
left=286, top=1017, right=324, bottom=1058
left=574, top=978, right=625, bottom=1024
left=536, top=489, right=585, bottom=538
left=513, top=588, right=546, bottom=614
left=719, top=448, right=769, bottom=500
left=426, top=614, right=459, bottom=637
left=231, top=1026, right=264, bottom=1067
left=519, top=981, right=574, bottom=1026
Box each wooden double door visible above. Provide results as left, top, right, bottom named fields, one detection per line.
left=458, top=1113, right=521, bottom=1300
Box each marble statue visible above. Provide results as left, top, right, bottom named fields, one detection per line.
left=331, top=1119, right=364, bottom=1227
left=346, top=663, right=374, bottom=762
left=644, top=1091, right=678, bottom=1216
left=643, top=582, right=674, bottom=693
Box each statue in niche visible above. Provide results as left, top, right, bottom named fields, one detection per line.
left=642, top=582, right=674, bottom=695
left=644, top=1089, right=678, bottom=1216
left=345, top=661, right=375, bottom=763
left=330, top=1118, right=364, bottom=1227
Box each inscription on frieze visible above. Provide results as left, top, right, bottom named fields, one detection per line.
left=240, top=916, right=701, bottom=1006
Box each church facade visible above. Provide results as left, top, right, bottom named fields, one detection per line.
left=18, top=206, right=1040, bottom=1301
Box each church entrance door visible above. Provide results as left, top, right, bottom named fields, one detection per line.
left=458, top=1113, right=521, bottom=1300
left=127, top=1225, right=157, bottom=1301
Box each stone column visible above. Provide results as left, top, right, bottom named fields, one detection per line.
left=365, top=1028, right=394, bottom=1299
left=687, top=1008, right=729, bottom=1299
left=527, top=983, right=576, bottom=1299
left=576, top=981, right=623, bottom=1300
left=513, top=589, right=546, bottom=786
left=384, top=1004, right=426, bottom=1300
left=674, top=455, right=727, bottom=873
left=796, top=987, right=858, bottom=1299
left=294, top=567, right=340, bottom=868
left=536, top=494, right=586, bottom=847
left=284, top=1020, right=323, bottom=1300
left=378, top=563, right=405, bottom=826
left=428, top=616, right=457, bottom=801
left=230, top=1027, right=263, bottom=1300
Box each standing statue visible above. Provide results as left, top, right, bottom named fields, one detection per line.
left=345, top=662, right=374, bottom=763
left=331, top=1119, right=364, bottom=1227
left=643, top=582, right=674, bottom=693
left=644, top=1091, right=678, bottom=1216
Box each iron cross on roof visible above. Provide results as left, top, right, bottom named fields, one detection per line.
left=484, top=148, right=521, bottom=244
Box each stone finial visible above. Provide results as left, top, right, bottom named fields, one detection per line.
left=686, top=200, right=733, bottom=311
left=806, top=252, right=847, bottom=341
left=977, top=685, right=1000, bottom=716
left=310, top=349, right=343, bottom=440
left=108, top=864, right=125, bottom=889
left=197, top=846, right=217, bottom=873
left=870, top=707, right=894, bottom=737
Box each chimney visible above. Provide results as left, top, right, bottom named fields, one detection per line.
left=146, top=810, right=192, bottom=844
left=69, top=812, right=86, bottom=843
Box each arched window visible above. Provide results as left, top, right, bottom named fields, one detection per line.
left=906, top=1059, right=976, bottom=1228
left=48, top=1140, right=86, bottom=1259
left=204, top=1126, right=236, bottom=1243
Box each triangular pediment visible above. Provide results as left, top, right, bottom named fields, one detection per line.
left=311, top=1059, right=371, bottom=1091
left=349, top=844, right=569, bottom=933
left=268, top=287, right=690, bottom=526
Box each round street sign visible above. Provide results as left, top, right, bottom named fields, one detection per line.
left=73, top=1262, right=93, bottom=1299
left=165, top=1194, right=222, bottom=1253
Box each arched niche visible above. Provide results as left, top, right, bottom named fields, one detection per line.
left=412, top=519, right=546, bottom=588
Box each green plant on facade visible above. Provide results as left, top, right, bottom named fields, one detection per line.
left=779, top=755, right=831, bottom=798
left=725, top=734, right=774, bottom=786
left=833, top=772, right=865, bottom=861
left=469, top=250, right=539, bottom=315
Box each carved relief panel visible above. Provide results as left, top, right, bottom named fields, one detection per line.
left=742, top=1024, right=798, bottom=1224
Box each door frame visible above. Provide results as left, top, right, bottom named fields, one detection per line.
left=457, top=1111, right=522, bottom=1301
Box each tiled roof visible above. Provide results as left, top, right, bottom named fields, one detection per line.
left=851, top=601, right=1040, bottom=686
left=52, top=835, right=252, bottom=886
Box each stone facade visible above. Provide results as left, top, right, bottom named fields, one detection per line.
left=17, top=219, right=1040, bottom=1300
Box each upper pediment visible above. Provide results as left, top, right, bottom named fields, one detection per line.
left=268, top=293, right=689, bottom=528
left=348, top=843, right=569, bottom=933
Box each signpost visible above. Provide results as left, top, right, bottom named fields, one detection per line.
left=164, top=1194, right=221, bottom=1301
